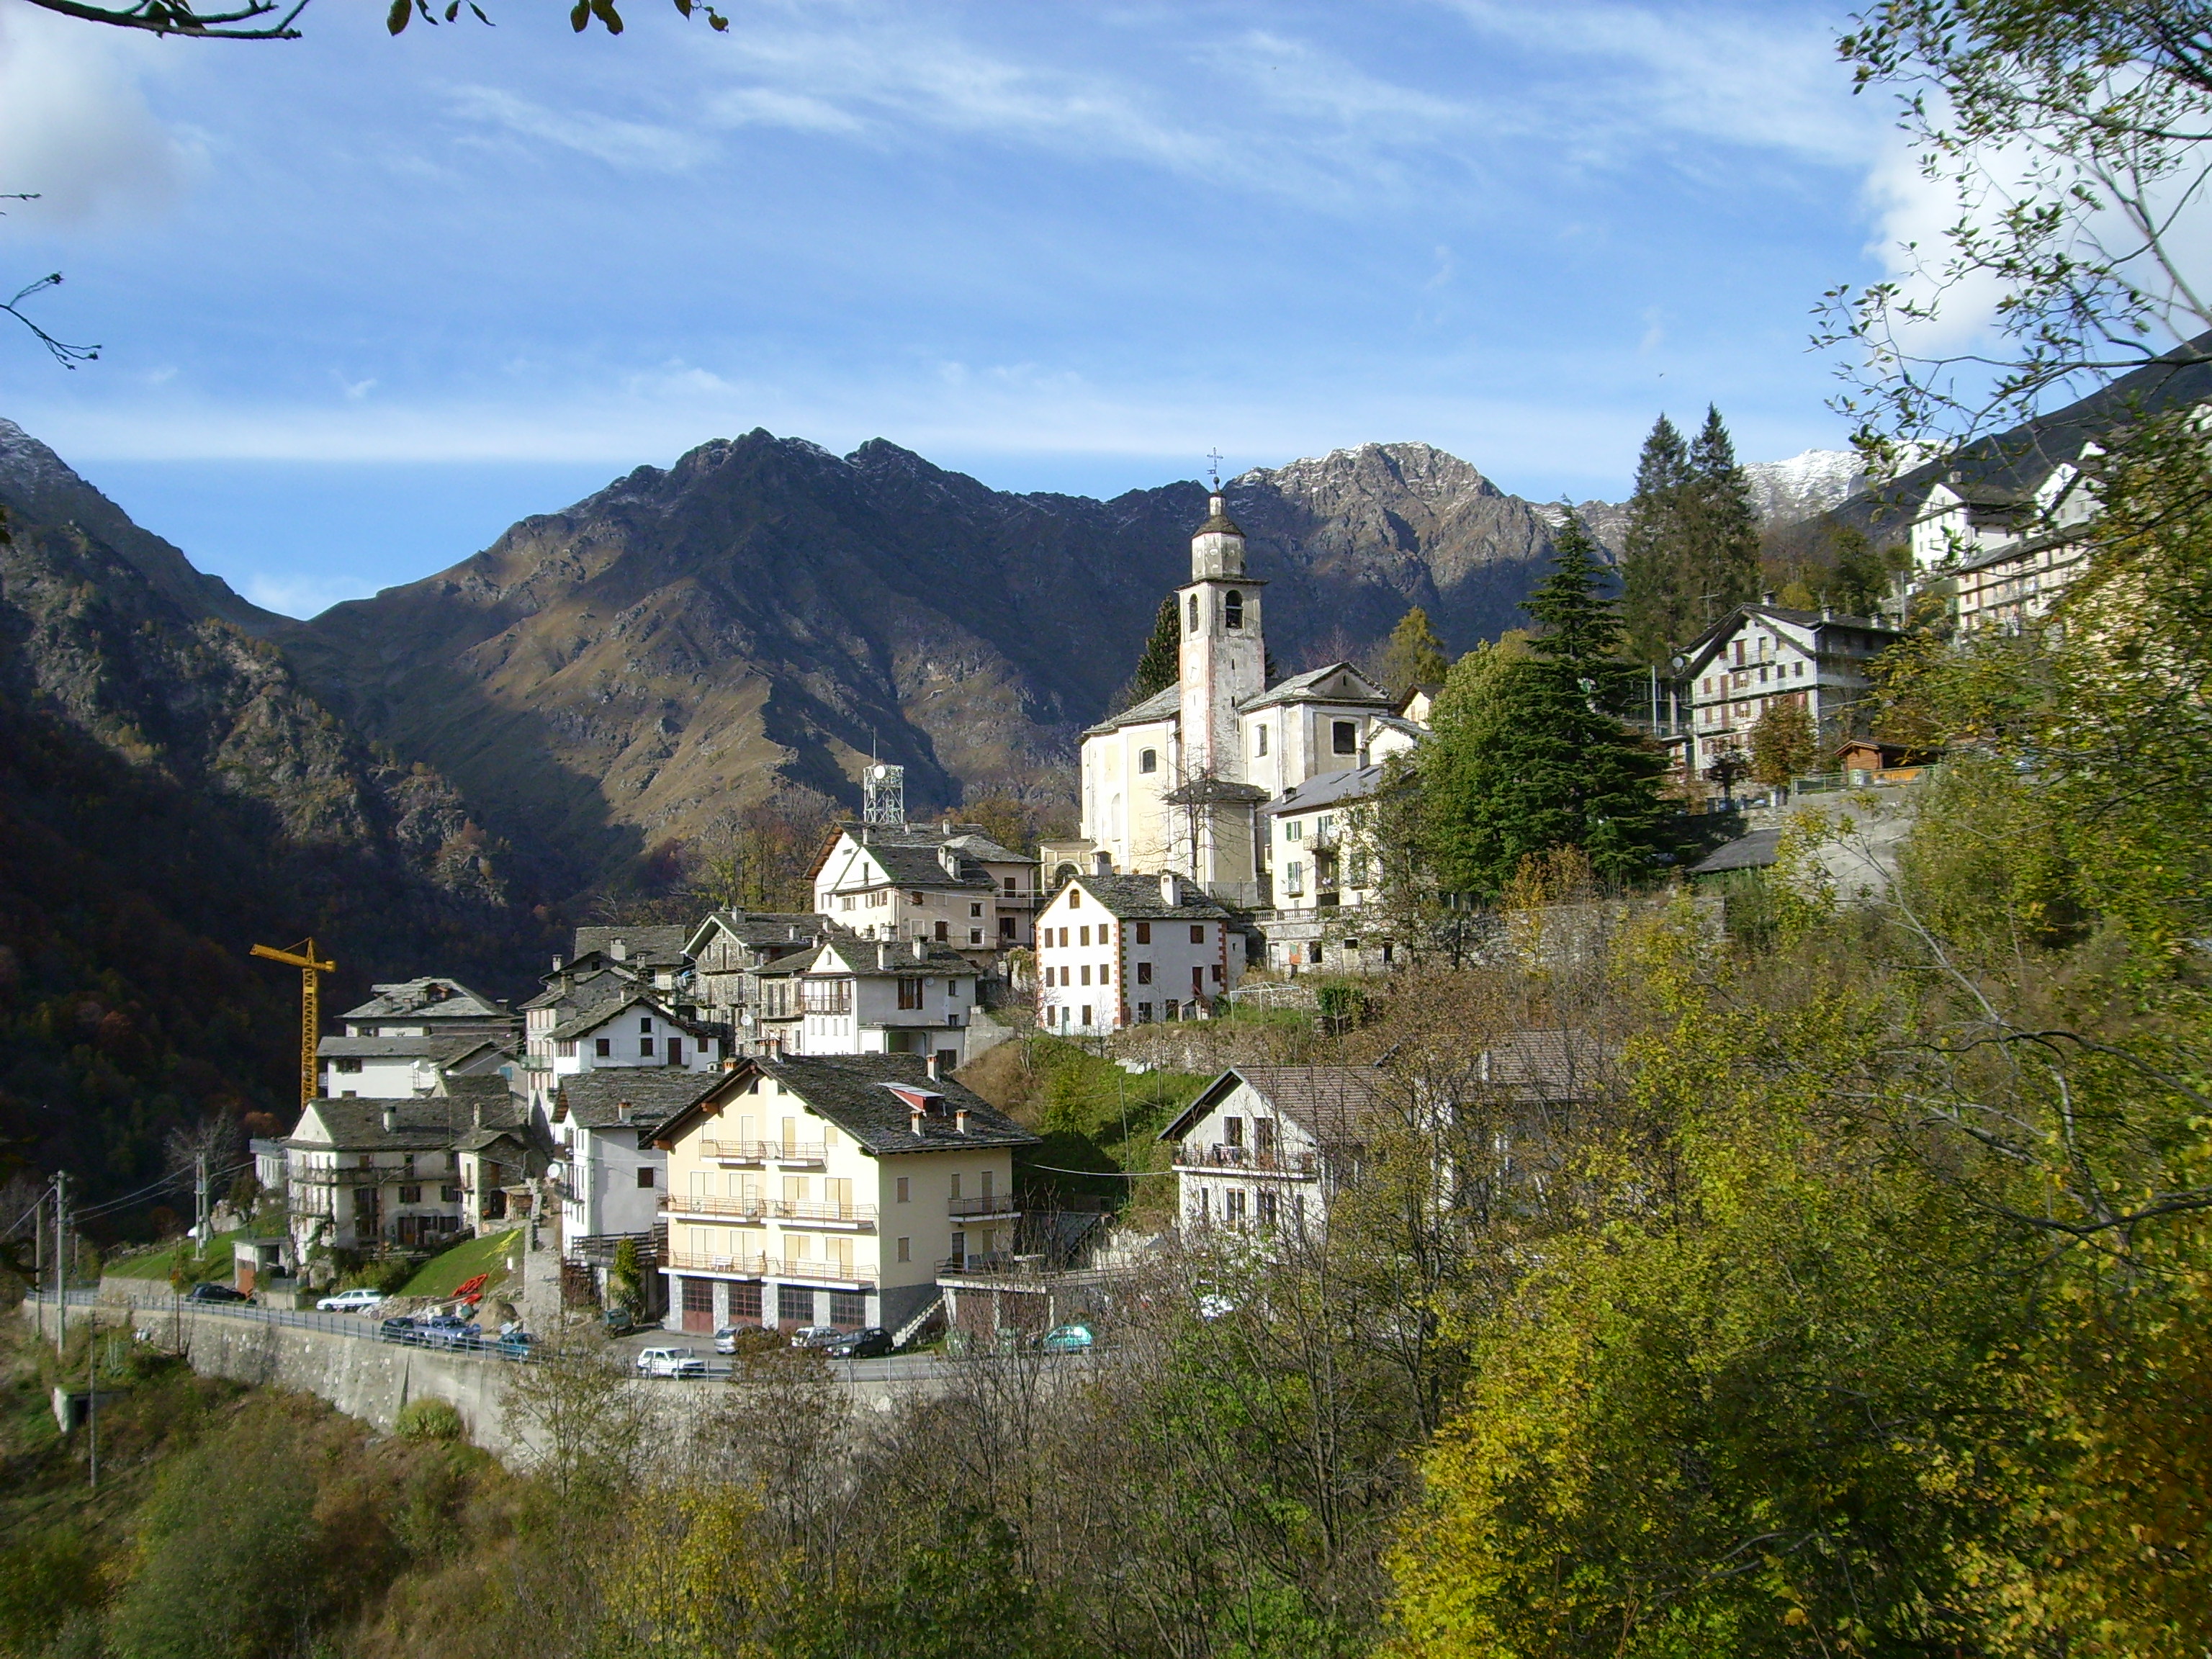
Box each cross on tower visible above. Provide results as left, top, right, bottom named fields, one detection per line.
left=1207, top=449, right=1223, bottom=490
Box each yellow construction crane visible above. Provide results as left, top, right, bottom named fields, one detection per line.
left=251, top=938, right=336, bottom=1108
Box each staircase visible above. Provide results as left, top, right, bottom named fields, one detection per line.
left=892, top=1295, right=945, bottom=1350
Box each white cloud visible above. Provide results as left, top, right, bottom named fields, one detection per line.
left=242, top=568, right=377, bottom=619
left=0, top=6, right=191, bottom=225
left=707, top=85, right=866, bottom=135
left=446, top=85, right=711, bottom=172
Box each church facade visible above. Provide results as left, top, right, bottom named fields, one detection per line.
left=1061, top=493, right=1426, bottom=918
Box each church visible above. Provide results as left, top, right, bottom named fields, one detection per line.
left=1050, top=490, right=1428, bottom=911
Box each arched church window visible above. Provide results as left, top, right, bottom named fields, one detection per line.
left=1225, top=590, right=1244, bottom=629
left=1138, top=749, right=1158, bottom=774
left=1187, top=594, right=1200, bottom=633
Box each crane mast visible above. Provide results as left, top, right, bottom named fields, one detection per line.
left=249, top=938, right=336, bottom=1107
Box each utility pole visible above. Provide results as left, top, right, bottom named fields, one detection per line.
left=54, top=1170, right=68, bottom=1353
left=195, top=1151, right=210, bottom=1247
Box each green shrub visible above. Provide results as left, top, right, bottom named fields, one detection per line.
left=395, top=1398, right=464, bottom=1443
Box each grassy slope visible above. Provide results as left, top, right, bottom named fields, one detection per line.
left=104, top=1227, right=248, bottom=1281
left=400, top=1229, right=521, bottom=1300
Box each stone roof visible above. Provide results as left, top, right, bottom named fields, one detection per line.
left=519, top=966, right=636, bottom=1014
left=1083, top=681, right=1182, bottom=736
left=686, top=911, right=832, bottom=954
left=1161, top=1065, right=1388, bottom=1145
left=555, top=1068, right=723, bottom=1130
left=1236, top=662, right=1394, bottom=714
left=661, top=1054, right=1040, bottom=1156
left=339, top=977, right=508, bottom=1023
left=317, top=1035, right=468, bottom=1060
left=570, top=925, right=689, bottom=968
left=758, top=938, right=979, bottom=978
left=1689, top=827, right=1782, bottom=875
left=1057, top=873, right=1235, bottom=922
left=858, top=842, right=997, bottom=891
left=1265, top=765, right=1384, bottom=817
left=1475, top=1030, right=1614, bottom=1100
left=547, top=991, right=706, bottom=1043
left=287, top=1081, right=526, bottom=1152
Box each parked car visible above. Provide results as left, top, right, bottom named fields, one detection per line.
left=602, top=1306, right=637, bottom=1336
left=379, top=1316, right=423, bottom=1345
left=789, top=1324, right=842, bottom=1350
left=419, top=1316, right=481, bottom=1351
left=492, top=1331, right=536, bottom=1362
left=317, top=1287, right=385, bottom=1313
left=1040, top=1323, right=1094, bottom=1353
left=186, top=1282, right=250, bottom=1303
left=635, top=1346, right=707, bottom=1379
left=825, top=1327, right=894, bottom=1359
left=713, top=1324, right=775, bottom=1355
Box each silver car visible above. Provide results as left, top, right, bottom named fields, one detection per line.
left=634, top=1346, right=707, bottom=1379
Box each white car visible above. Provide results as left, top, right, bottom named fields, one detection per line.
left=634, top=1346, right=707, bottom=1379
left=317, top=1287, right=386, bottom=1313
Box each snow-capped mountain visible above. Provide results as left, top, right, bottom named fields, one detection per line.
left=1740, top=449, right=1865, bottom=527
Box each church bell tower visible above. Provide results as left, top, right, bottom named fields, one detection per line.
left=1177, top=493, right=1266, bottom=782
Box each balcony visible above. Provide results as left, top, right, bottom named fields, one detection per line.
left=662, top=1192, right=771, bottom=1220
left=948, top=1195, right=1020, bottom=1221
left=664, top=1251, right=875, bottom=1288
left=777, top=1200, right=878, bottom=1227
left=1171, top=1143, right=1318, bottom=1178
left=699, top=1138, right=827, bottom=1166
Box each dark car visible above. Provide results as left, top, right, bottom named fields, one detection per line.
left=493, top=1331, right=536, bottom=1362
left=825, top=1327, right=894, bottom=1359
left=186, top=1282, right=250, bottom=1303
left=379, top=1316, right=423, bottom=1345
left=602, top=1306, right=637, bottom=1336
left=419, top=1316, right=481, bottom=1351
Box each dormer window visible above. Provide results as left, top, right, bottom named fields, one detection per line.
left=1225, top=590, right=1244, bottom=629
left=1138, top=748, right=1158, bottom=774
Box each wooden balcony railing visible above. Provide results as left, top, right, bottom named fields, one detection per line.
left=1171, top=1144, right=1318, bottom=1177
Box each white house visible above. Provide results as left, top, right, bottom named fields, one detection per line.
left=337, top=977, right=517, bottom=1044
left=1034, top=871, right=1242, bottom=1035
left=653, top=1052, right=1040, bottom=1337
left=1674, top=603, right=1900, bottom=775
left=547, top=991, right=724, bottom=1079
left=551, top=1069, right=721, bottom=1267
left=318, top=1033, right=511, bottom=1101
left=809, top=822, right=1038, bottom=959
left=1159, top=1066, right=1385, bottom=1235
left=753, top=935, right=980, bottom=1068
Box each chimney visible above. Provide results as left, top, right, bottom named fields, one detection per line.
left=382, top=1104, right=399, bottom=1133
left=1093, top=850, right=1112, bottom=877
left=617, top=1100, right=633, bottom=1124
left=925, top=1051, right=941, bottom=1082
left=472, top=1097, right=483, bottom=1130
left=939, top=845, right=961, bottom=878
left=956, top=1107, right=971, bottom=1136
left=611, top=938, right=628, bottom=962
left=914, top=937, right=928, bottom=961
left=1160, top=872, right=1179, bottom=907
left=909, top=1102, right=927, bottom=1136
left=941, top=819, right=953, bottom=836
left=552, top=955, right=565, bottom=972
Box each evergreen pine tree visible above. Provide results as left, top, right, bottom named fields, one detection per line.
left=1422, top=511, right=1665, bottom=894
left=1125, top=596, right=1181, bottom=706
left=1377, top=606, right=1451, bottom=696
left=1683, top=403, right=1762, bottom=621
left=1621, top=414, right=1691, bottom=665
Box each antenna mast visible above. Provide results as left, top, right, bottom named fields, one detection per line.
left=863, top=764, right=907, bottom=827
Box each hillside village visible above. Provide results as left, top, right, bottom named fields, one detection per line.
left=120, top=341, right=2175, bottom=1362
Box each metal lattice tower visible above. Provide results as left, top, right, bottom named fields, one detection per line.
left=863, top=763, right=907, bottom=827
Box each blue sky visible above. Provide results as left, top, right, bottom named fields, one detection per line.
left=0, top=0, right=1937, bottom=616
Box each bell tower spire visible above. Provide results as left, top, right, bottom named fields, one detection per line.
left=1177, top=482, right=1265, bottom=782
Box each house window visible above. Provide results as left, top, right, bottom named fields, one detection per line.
left=830, top=1291, right=867, bottom=1327
left=1136, top=922, right=1151, bottom=944
left=841, top=894, right=855, bottom=911
left=1333, top=719, right=1359, bottom=755
left=970, top=928, right=984, bottom=944
left=1190, top=924, right=1205, bottom=944
left=950, top=1174, right=962, bottom=1199
left=896, top=1177, right=909, bottom=1203
left=1079, top=965, right=1092, bottom=986
left=1285, top=820, right=1302, bottom=841
left=1257, top=1189, right=1278, bottom=1226
left=1164, top=999, right=1180, bottom=1022
left=639, top=1036, right=655, bottom=1056
left=1068, top=889, right=1081, bottom=909
left=1224, top=1116, right=1244, bottom=1146
left=1079, top=925, right=1090, bottom=946
left=441, top=1184, right=462, bottom=1202
left=637, top=1166, right=656, bottom=1189
left=556, top=1040, right=577, bottom=1058
left=640, top=1016, right=654, bottom=1033
left=1137, top=1002, right=1154, bottom=1022
left=1225, top=589, right=1244, bottom=629
left=335, top=1057, right=363, bottom=1074
left=999, top=917, right=1015, bottom=938
left=897, top=1236, right=911, bottom=1262
left=1136, top=961, right=1153, bottom=984
left=1226, top=1190, right=1247, bottom=1223
left=971, top=902, right=984, bottom=917
left=777, top=1285, right=815, bottom=1324
left=1002, top=876, right=1018, bottom=895
left=667, top=1038, right=683, bottom=1064
left=1081, top=1004, right=1093, bottom=1025
left=1211, top=963, right=1224, bottom=983
left=398, top=1184, right=422, bottom=1205
left=1138, top=748, right=1158, bottom=774
left=730, top=1283, right=762, bottom=1321
left=1255, top=726, right=1268, bottom=756
left=595, top=1038, right=612, bottom=1058
left=935, top=920, right=949, bottom=942
left=898, top=979, right=924, bottom=1010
